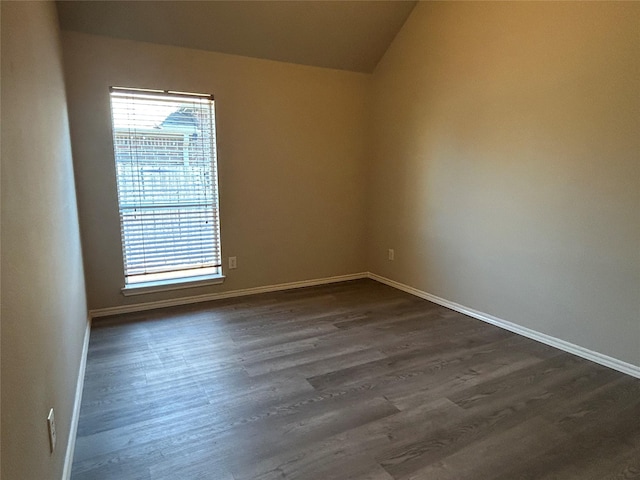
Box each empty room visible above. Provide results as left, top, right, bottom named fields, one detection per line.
left=1, top=1, right=639, bottom=479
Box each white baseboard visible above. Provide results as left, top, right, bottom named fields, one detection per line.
left=90, top=272, right=368, bottom=319
left=368, top=273, right=640, bottom=379
left=62, top=316, right=91, bottom=480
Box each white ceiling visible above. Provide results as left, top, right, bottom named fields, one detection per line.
left=56, top=1, right=417, bottom=73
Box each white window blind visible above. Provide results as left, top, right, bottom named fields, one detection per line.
left=109, top=87, right=221, bottom=285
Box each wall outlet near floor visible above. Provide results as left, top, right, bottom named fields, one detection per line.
left=388, top=249, right=395, bottom=261
left=47, top=408, right=56, bottom=454
left=228, top=256, right=237, bottom=269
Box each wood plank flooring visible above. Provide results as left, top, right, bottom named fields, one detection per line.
left=71, top=279, right=640, bottom=480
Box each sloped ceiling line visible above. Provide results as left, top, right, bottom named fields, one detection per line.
left=56, top=0, right=417, bottom=73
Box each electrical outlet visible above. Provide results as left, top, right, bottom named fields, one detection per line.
left=228, top=256, right=237, bottom=269
left=47, top=408, right=56, bottom=454
left=388, top=249, right=395, bottom=261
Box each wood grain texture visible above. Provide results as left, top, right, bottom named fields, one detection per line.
left=71, top=279, right=640, bottom=480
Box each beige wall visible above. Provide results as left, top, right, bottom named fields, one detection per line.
left=61, top=32, right=369, bottom=311
left=367, top=2, right=640, bottom=366
left=1, top=3, right=89, bottom=480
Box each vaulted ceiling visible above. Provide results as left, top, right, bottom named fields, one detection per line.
left=56, top=1, right=417, bottom=73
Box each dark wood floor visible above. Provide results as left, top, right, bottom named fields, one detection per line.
left=71, top=279, right=640, bottom=480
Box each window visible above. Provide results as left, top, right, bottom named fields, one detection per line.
left=109, top=87, right=222, bottom=293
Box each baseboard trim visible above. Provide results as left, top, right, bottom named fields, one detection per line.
left=368, top=273, right=640, bottom=379
left=90, top=272, right=369, bottom=319
left=62, top=316, right=91, bottom=480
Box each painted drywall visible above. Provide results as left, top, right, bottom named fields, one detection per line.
left=367, top=2, right=640, bottom=366
left=1, top=2, right=89, bottom=480
left=61, top=32, right=369, bottom=311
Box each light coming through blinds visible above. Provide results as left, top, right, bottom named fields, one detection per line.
left=109, top=87, right=221, bottom=285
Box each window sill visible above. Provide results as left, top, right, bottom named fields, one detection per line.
left=121, top=274, right=225, bottom=296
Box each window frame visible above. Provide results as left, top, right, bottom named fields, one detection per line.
left=108, top=86, right=224, bottom=295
